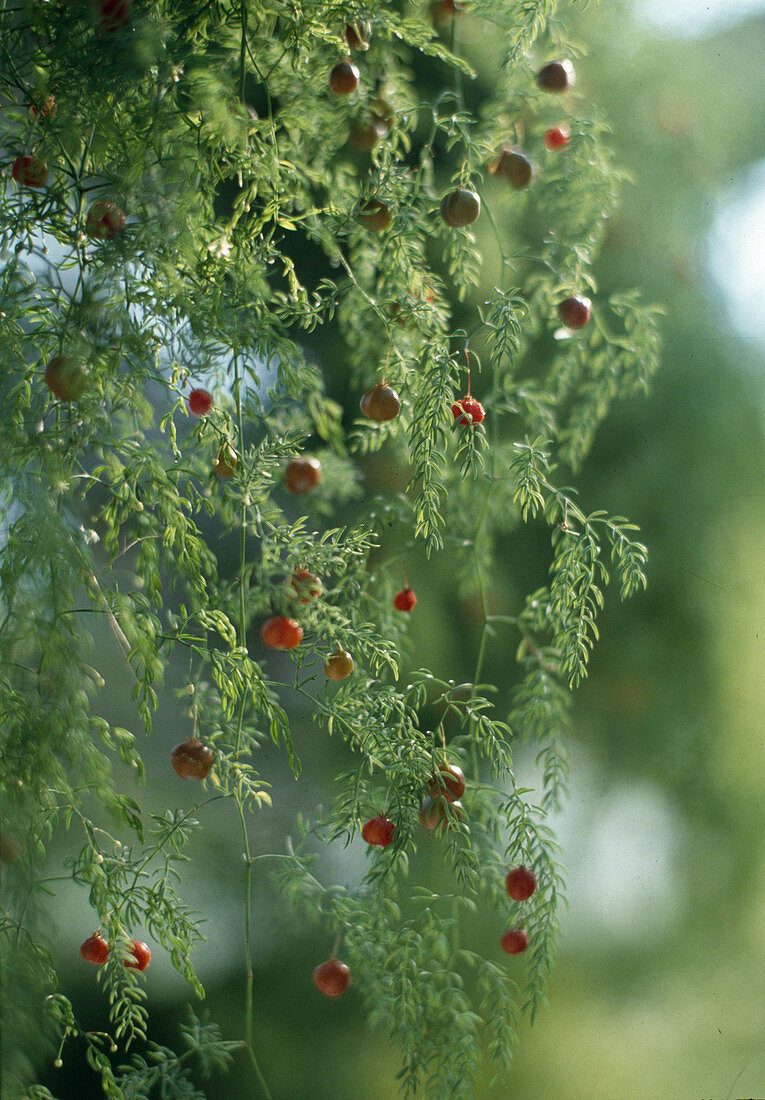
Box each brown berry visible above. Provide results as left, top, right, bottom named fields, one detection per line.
left=536, top=60, right=575, bottom=93
left=357, top=199, right=392, bottom=232
left=489, top=148, right=535, bottom=189
left=313, top=958, right=351, bottom=996
left=426, top=763, right=466, bottom=803
left=170, top=738, right=213, bottom=780
left=348, top=120, right=387, bottom=151
left=420, top=796, right=464, bottom=831
left=11, top=154, right=48, bottom=188
left=361, top=815, right=395, bottom=847
left=500, top=928, right=528, bottom=955
left=284, top=457, right=321, bottom=494
left=360, top=383, right=401, bottom=422
left=213, top=443, right=238, bottom=479
left=324, top=646, right=354, bottom=681
left=344, top=21, right=370, bottom=50
left=440, top=189, right=481, bottom=228
left=557, top=295, right=592, bottom=329
left=329, top=60, right=360, bottom=96
left=430, top=0, right=463, bottom=25
left=44, top=355, right=87, bottom=401
left=505, top=866, right=537, bottom=901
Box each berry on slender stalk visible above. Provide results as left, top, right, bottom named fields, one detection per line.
left=289, top=568, right=323, bottom=603
left=80, top=933, right=109, bottom=965
left=427, top=763, right=466, bottom=803
left=284, top=457, right=321, bottom=494
left=536, top=60, right=575, bottom=93
left=489, top=148, right=535, bottom=189
left=313, top=958, right=351, bottom=997
left=451, top=396, right=485, bottom=425
left=261, top=615, right=303, bottom=650
left=329, top=60, right=360, bottom=96
left=44, top=356, right=87, bottom=401
left=86, top=201, right=125, bottom=240
left=440, top=189, right=481, bottom=228
left=357, top=199, right=392, bottom=232
left=170, top=738, right=213, bottom=780
left=544, top=126, right=570, bottom=150
left=557, top=295, right=592, bottom=329
left=124, top=940, right=151, bottom=971
left=420, top=796, right=464, bottom=831
left=360, top=382, right=401, bottom=422
left=361, top=815, right=395, bottom=847
left=213, top=443, right=237, bottom=478
left=324, top=646, right=354, bottom=681
left=188, top=388, right=213, bottom=416
left=393, top=587, right=416, bottom=612
left=505, top=865, right=537, bottom=901
left=500, top=928, right=529, bottom=955
left=11, top=154, right=48, bottom=188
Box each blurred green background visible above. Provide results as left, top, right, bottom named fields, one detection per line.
left=30, top=0, right=765, bottom=1096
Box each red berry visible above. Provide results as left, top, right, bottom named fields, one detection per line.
left=557, top=295, right=592, bottom=329
left=451, top=396, right=485, bottom=425
left=324, top=646, right=354, bottom=681
left=489, top=148, right=535, bottom=189
left=80, top=933, right=109, bottom=965
left=505, top=866, right=537, bottom=901
left=313, top=958, right=351, bottom=997
left=426, top=763, right=466, bottom=803
left=44, top=355, right=87, bottom=401
left=393, top=587, right=417, bottom=612
left=11, top=154, right=48, bottom=188
left=213, top=443, right=238, bottom=478
left=536, top=60, right=575, bottom=93
left=420, top=796, right=464, bottom=831
left=500, top=928, right=528, bottom=955
left=361, top=815, right=395, bottom=848
left=261, top=615, right=303, bottom=650
left=85, top=201, right=125, bottom=240
left=170, top=738, right=213, bottom=780
left=360, top=383, right=401, bottom=422
left=124, top=940, right=151, bottom=971
left=97, top=0, right=131, bottom=32
left=544, top=126, right=570, bottom=150
left=29, top=94, right=56, bottom=119
left=289, top=568, right=323, bottom=603
left=344, top=22, right=370, bottom=50
left=284, top=457, right=321, bottom=494
left=357, top=199, right=392, bottom=232
left=440, top=189, right=481, bottom=228
left=188, top=388, right=213, bottom=416
left=329, top=60, right=360, bottom=96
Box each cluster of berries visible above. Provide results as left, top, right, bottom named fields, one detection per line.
left=80, top=934, right=151, bottom=971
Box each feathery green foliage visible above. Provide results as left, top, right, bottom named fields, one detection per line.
left=0, top=0, right=660, bottom=1096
